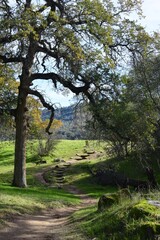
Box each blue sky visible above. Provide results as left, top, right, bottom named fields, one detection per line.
left=36, top=0, right=160, bottom=107
left=140, top=0, right=160, bottom=32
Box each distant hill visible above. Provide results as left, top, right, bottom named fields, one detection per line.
left=42, top=105, right=75, bottom=122
left=42, top=105, right=88, bottom=139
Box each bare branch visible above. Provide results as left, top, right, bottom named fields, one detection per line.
left=27, top=88, right=55, bottom=135
left=37, top=45, right=65, bottom=59
left=0, top=54, right=23, bottom=63
left=30, top=72, right=90, bottom=95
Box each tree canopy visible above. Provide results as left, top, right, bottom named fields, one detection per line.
left=88, top=35, right=160, bottom=164
left=0, top=0, right=149, bottom=187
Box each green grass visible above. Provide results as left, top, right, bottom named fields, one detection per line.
left=0, top=139, right=109, bottom=226
left=26, top=139, right=91, bottom=162
left=0, top=184, right=80, bottom=215
left=25, top=139, right=93, bottom=186
left=65, top=160, right=117, bottom=198
left=1, top=139, right=160, bottom=239
left=72, top=192, right=160, bottom=240
left=0, top=140, right=87, bottom=222
left=51, top=140, right=87, bottom=160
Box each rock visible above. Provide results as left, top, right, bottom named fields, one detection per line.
left=55, top=165, right=59, bottom=168
left=55, top=167, right=65, bottom=170
left=54, top=158, right=61, bottom=163
left=35, top=160, right=47, bottom=165
left=76, top=154, right=89, bottom=160
left=87, top=151, right=95, bottom=154
left=75, top=157, right=83, bottom=160
left=56, top=180, right=65, bottom=184
left=98, top=189, right=131, bottom=211
left=118, top=188, right=132, bottom=199
left=80, top=153, right=89, bottom=158
left=60, top=159, right=65, bottom=163
left=55, top=173, right=63, bottom=177
left=148, top=200, right=160, bottom=208
left=56, top=177, right=64, bottom=181
left=98, top=193, right=119, bottom=211
left=63, top=162, right=71, bottom=167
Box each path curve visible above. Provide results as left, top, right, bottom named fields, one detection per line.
left=0, top=157, right=98, bottom=240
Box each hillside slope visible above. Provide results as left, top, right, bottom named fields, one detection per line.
left=42, top=105, right=88, bottom=139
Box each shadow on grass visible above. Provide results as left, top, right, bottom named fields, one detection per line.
left=0, top=171, right=13, bottom=184
left=0, top=183, right=80, bottom=203
left=0, top=153, right=14, bottom=166
left=65, top=161, right=117, bottom=198
left=26, top=154, right=41, bottom=164
left=0, top=203, right=38, bottom=214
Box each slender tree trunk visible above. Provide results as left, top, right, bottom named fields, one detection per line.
left=12, top=86, right=28, bottom=187
left=11, top=39, right=37, bottom=187
left=145, top=166, right=158, bottom=189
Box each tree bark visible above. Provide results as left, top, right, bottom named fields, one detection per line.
left=11, top=36, right=36, bottom=187
left=12, top=85, right=28, bottom=187
left=145, top=167, right=158, bottom=189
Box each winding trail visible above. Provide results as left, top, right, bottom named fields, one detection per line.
left=0, top=156, right=98, bottom=240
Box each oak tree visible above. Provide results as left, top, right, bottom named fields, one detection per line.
left=0, top=0, right=145, bottom=187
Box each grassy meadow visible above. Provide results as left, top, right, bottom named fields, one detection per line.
left=1, top=139, right=160, bottom=239
left=0, top=140, right=88, bottom=222
left=0, top=140, right=108, bottom=219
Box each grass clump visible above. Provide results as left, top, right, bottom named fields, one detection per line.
left=128, top=200, right=157, bottom=220
left=72, top=191, right=160, bottom=240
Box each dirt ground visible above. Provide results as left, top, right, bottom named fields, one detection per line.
left=0, top=206, right=85, bottom=239
left=0, top=185, right=96, bottom=240
left=0, top=155, right=98, bottom=240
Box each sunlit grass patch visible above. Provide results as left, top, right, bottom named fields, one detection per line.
left=73, top=191, right=160, bottom=240
left=0, top=184, right=80, bottom=219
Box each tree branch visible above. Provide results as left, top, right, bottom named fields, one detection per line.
left=0, top=54, right=23, bottom=63
left=0, top=108, right=16, bottom=117
left=45, top=0, right=64, bottom=14
left=25, top=0, right=31, bottom=9
left=0, top=36, right=14, bottom=44
left=27, top=88, right=55, bottom=134
left=37, top=45, right=65, bottom=60
left=30, top=72, right=90, bottom=95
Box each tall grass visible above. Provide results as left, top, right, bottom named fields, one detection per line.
left=1, top=139, right=160, bottom=239
left=72, top=191, right=160, bottom=240
left=0, top=140, right=87, bottom=221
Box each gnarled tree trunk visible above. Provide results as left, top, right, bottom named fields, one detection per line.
left=12, top=84, right=28, bottom=187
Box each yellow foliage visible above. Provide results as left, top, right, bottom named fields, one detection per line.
left=26, top=97, right=63, bottom=136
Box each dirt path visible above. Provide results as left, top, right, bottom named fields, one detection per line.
left=0, top=203, right=89, bottom=240
left=0, top=186, right=96, bottom=240
left=0, top=156, right=98, bottom=240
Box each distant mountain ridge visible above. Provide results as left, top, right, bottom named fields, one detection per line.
left=42, top=105, right=88, bottom=139
left=42, top=105, right=75, bottom=122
